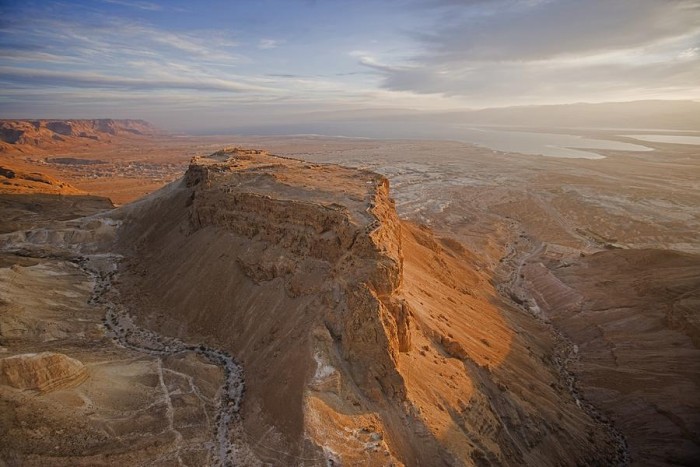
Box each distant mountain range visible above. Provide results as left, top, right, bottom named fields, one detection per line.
left=197, top=100, right=700, bottom=138
left=0, top=119, right=160, bottom=153
left=307, top=100, right=700, bottom=131
left=441, top=100, right=700, bottom=131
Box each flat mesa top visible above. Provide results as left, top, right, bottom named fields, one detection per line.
left=190, top=148, right=388, bottom=223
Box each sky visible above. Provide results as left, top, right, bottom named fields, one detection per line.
left=1, top=0, right=699, bottom=132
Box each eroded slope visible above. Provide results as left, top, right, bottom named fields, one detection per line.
left=0, top=170, right=228, bottom=465
left=114, top=148, right=622, bottom=465
left=525, top=248, right=700, bottom=465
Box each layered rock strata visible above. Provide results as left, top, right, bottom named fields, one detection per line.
left=0, top=352, right=88, bottom=393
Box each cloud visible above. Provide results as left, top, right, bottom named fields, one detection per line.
left=0, top=15, right=242, bottom=65
left=2, top=0, right=699, bottom=127
left=0, top=11, right=372, bottom=110
left=385, top=58, right=700, bottom=101
left=419, top=0, right=700, bottom=62
left=100, top=0, right=162, bottom=11
left=81, top=21, right=241, bottom=62
left=0, top=67, right=279, bottom=94
left=365, top=0, right=700, bottom=103
left=0, top=13, right=267, bottom=102
left=258, top=39, right=283, bottom=49
left=679, top=47, right=699, bottom=59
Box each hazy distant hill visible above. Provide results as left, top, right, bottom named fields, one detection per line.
left=209, top=100, right=700, bottom=138
left=449, top=100, right=700, bottom=130
left=323, top=100, right=700, bottom=131
left=0, top=119, right=161, bottom=153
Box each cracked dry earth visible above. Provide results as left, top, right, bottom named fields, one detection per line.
left=0, top=220, right=249, bottom=466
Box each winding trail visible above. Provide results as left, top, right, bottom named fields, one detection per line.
left=79, top=253, right=247, bottom=467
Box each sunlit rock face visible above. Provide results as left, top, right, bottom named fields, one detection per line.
left=0, top=352, right=88, bottom=393
left=110, top=148, right=621, bottom=465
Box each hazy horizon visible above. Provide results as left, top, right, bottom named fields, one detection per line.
left=1, top=0, right=699, bottom=132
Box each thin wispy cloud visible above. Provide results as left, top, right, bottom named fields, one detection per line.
left=101, top=0, right=162, bottom=11
left=0, top=0, right=698, bottom=130
left=0, top=14, right=253, bottom=96
left=258, top=39, right=283, bottom=50
left=0, top=67, right=280, bottom=94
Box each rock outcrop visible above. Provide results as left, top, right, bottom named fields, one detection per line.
left=0, top=164, right=114, bottom=233
left=0, top=352, right=88, bottom=393
left=0, top=165, right=84, bottom=195
left=183, top=150, right=408, bottom=400
left=113, top=148, right=622, bottom=465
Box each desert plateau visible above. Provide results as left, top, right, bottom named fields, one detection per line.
left=0, top=115, right=698, bottom=466
left=2, top=1, right=699, bottom=465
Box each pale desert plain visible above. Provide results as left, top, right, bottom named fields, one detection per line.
left=0, top=118, right=698, bottom=466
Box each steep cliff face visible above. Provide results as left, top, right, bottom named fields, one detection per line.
left=0, top=119, right=159, bottom=153
left=113, top=149, right=409, bottom=463
left=183, top=150, right=409, bottom=402
left=114, top=148, right=621, bottom=465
